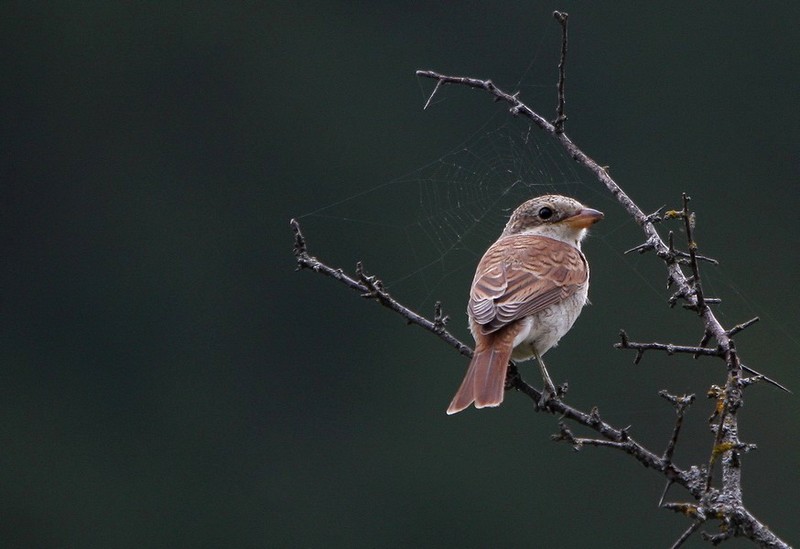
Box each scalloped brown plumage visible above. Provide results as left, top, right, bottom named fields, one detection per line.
left=447, top=195, right=602, bottom=415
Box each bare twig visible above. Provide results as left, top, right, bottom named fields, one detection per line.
left=616, top=330, right=789, bottom=393
left=659, top=391, right=695, bottom=465
left=290, top=218, right=473, bottom=360
left=679, top=193, right=706, bottom=312
left=670, top=520, right=703, bottom=549
left=553, top=10, right=568, bottom=133
left=616, top=330, right=722, bottom=363
left=727, top=317, right=760, bottom=337
left=623, top=239, right=656, bottom=255
left=626, top=238, right=720, bottom=266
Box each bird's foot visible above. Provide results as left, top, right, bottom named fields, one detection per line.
left=536, top=382, right=567, bottom=410
left=537, top=383, right=557, bottom=410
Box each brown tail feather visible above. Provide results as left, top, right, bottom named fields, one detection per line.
left=446, top=336, right=515, bottom=415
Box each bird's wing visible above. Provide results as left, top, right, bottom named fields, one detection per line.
left=468, top=235, right=588, bottom=334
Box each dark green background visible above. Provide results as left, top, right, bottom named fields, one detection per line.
left=2, top=2, right=798, bottom=547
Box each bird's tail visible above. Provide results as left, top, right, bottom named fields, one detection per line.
left=446, top=335, right=514, bottom=415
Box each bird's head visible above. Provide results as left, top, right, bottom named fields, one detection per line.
left=502, top=194, right=604, bottom=247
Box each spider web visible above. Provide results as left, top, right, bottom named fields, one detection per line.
left=296, top=112, right=604, bottom=314
left=295, top=84, right=800, bottom=372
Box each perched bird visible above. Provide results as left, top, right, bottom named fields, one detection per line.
left=447, top=195, right=603, bottom=414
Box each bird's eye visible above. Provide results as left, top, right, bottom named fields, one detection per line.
left=538, top=207, right=553, bottom=219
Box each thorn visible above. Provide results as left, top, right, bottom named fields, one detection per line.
left=658, top=480, right=673, bottom=507
left=659, top=390, right=695, bottom=410
left=551, top=421, right=581, bottom=451
left=290, top=218, right=307, bottom=256
left=726, top=317, right=760, bottom=337
left=589, top=406, right=601, bottom=425
left=695, top=331, right=713, bottom=359
left=645, top=205, right=666, bottom=224
left=740, top=363, right=791, bottom=393
left=423, top=78, right=444, bottom=110
left=624, top=240, right=655, bottom=255
left=433, top=301, right=449, bottom=332
left=682, top=297, right=719, bottom=309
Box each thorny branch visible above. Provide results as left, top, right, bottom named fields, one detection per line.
left=293, top=10, right=789, bottom=548
left=615, top=329, right=789, bottom=392
left=292, top=217, right=697, bottom=493
left=290, top=219, right=473, bottom=360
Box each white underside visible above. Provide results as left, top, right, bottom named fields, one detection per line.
left=510, top=286, right=589, bottom=361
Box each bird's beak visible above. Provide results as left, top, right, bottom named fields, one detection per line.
left=565, top=207, right=604, bottom=229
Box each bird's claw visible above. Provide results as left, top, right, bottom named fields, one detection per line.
left=537, top=383, right=559, bottom=410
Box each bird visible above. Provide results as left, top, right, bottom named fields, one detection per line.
left=447, top=194, right=603, bottom=415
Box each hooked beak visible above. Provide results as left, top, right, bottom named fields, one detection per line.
left=565, top=207, right=604, bottom=229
